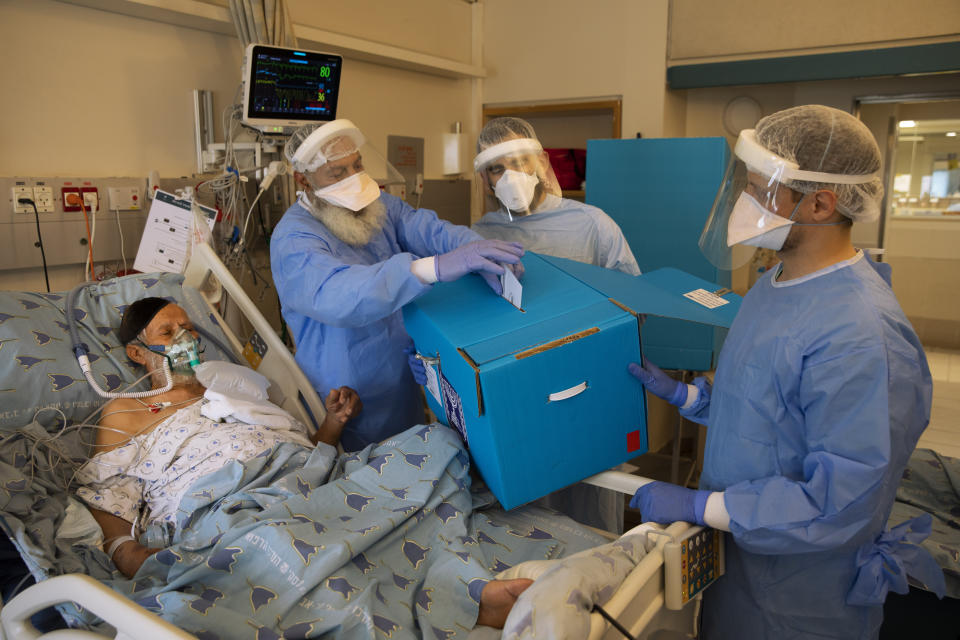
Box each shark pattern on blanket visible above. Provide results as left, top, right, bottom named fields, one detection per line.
left=97, top=424, right=605, bottom=638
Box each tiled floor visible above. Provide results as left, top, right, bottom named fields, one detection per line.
left=919, top=347, right=960, bottom=459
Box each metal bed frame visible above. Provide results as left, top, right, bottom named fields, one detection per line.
left=0, top=244, right=702, bottom=640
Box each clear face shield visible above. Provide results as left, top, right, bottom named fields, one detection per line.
left=473, top=137, right=562, bottom=220
left=698, top=129, right=878, bottom=270
left=288, top=119, right=404, bottom=212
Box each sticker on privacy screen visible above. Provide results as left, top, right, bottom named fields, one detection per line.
left=439, top=370, right=467, bottom=445
left=424, top=361, right=442, bottom=405
left=683, top=288, right=730, bottom=309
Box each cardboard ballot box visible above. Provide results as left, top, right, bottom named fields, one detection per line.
left=402, top=252, right=740, bottom=509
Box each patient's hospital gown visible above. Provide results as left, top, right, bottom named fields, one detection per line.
left=271, top=192, right=481, bottom=450
left=76, top=401, right=318, bottom=527
left=681, top=253, right=935, bottom=639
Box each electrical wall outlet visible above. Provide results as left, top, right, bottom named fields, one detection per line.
left=11, top=185, right=33, bottom=213
left=81, top=187, right=99, bottom=212
left=107, top=186, right=142, bottom=210
left=61, top=186, right=82, bottom=211
left=32, top=185, right=55, bottom=213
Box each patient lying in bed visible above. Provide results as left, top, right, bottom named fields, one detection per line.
left=76, top=297, right=533, bottom=630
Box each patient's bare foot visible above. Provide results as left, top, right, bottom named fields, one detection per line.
left=476, top=578, right=533, bottom=628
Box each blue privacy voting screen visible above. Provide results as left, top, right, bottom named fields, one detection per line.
left=586, top=137, right=732, bottom=371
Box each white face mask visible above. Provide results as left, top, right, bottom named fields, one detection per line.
left=726, top=192, right=795, bottom=251
left=313, top=172, right=381, bottom=212
left=494, top=169, right=539, bottom=213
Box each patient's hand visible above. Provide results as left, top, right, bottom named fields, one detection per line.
left=477, top=578, right=534, bottom=628
left=112, top=541, right=160, bottom=579
left=325, top=386, right=362, bottom=426
left=312, top=387, right=363, bottom=447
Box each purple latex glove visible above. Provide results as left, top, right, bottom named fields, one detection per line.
left=435, top=240, right=524, bottom=295
left=629, top=481, right=711, bottom=526
left=403, top=345, right=427, bottom=386
left=627, top=358, right=687, bottom=406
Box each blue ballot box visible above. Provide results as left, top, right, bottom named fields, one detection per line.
left=403, top=252, right=740, bottom=509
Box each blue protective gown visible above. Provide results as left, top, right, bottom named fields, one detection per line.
left=681, top=253, right=935, bottom=639
left=270, top=193, right=481, bottom=451
left=473, top=197, right=641, bottom=275
left=475, top=196, right=638, bottom=534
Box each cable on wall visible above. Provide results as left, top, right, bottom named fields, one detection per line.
left=18, top=197, right=50, bottom=292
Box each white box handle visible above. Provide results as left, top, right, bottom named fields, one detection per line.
left=548, top=381, right=588, bottom=402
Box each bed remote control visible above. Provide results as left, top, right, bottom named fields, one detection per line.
left=663, top=525, right=725, bottom=610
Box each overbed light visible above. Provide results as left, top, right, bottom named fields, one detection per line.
left=947, top=132, right=957, bottom=137
left=898, top=120, right=917, bottom=128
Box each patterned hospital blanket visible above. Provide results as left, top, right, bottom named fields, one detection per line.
left=888, top=448, right=960, bottom=598
left=2, top=422, right=606, bottom=638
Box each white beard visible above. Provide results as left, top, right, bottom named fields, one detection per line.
left=305, top=195, right=387, bottom=247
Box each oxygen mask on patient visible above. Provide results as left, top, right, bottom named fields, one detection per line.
left=142, top=329, right=203, bottom=373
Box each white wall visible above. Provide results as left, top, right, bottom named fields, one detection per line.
left=0, top=0, right=477, bottom=292
left=0, top=0, right=476, bottom=179
left=482, top=0, right=670, bottom=140
left=884, top=218, right=960, bottom=347
left=669, top=0, right=960, bottom=62
left=287, top=0, right=474, bottom=64
left=0, top=0, right=242, bottom=177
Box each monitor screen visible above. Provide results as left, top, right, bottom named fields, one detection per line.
left=242, top=44, right=342, bottom=130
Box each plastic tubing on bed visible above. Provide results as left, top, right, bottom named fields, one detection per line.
left=77, top=352, right=174, bottom=399
left=66, top=282, right=174, bottom=399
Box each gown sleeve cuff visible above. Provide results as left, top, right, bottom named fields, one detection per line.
left=702, top=491, right=731, bottom=531
left=679, top=384, right=699, bottom=410
left=410, top=256, right=438, bottom=284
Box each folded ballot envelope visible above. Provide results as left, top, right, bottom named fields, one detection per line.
left=402, top=252, right=740, bottom=509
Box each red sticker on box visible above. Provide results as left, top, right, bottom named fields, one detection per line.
left=627, top=430, right=642, bottom=452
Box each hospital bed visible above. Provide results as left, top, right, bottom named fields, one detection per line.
left=0, top=243, right=703, bottom=640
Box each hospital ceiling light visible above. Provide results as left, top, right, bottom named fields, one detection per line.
left=898, top=120, right=917, bottom=128
left=947, top=131, right=957, bottom=137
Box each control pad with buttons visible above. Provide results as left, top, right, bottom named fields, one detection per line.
left=663, top=526, right=725, bottom=610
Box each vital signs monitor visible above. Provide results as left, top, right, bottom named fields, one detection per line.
left=241, top=44, right=342, bottom=133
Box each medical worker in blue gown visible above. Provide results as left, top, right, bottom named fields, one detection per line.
left=472, top=117, right=640, bottom=276
left=627, top=105, right=945, bottom=639
left=471, top=117, right=638, bottom=534
left=271, top=120, right=524, bottom=451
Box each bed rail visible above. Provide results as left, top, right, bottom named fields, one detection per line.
left=182, top=243, right=326, bottom=432
left=0, top=574, right=192, bottom=640
left=588, top=521, right=699, bottom=640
